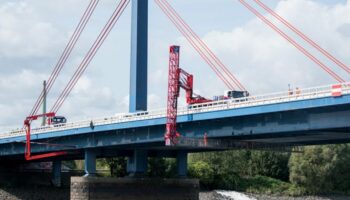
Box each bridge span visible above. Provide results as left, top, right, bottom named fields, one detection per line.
left=2, top=0, right=350, bottom=199
left=1, top=82, right=350, bottom=162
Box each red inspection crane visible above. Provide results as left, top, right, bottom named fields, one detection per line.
left=165, top=46, right=212, bottom=146
left=24, top=112, right=68, bottom=161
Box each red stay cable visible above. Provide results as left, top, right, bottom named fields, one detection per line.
left=155, top=0, right=235, bottom=90
left=51, top=0, right=128, bottom=113
left=239, top=0, right=345, bottom=83
left=29, top=0, right=99, bottom=116
left=51, top=0, right=130, bottom=113
left=160, top=0, right=246, bottom=91
left=46, top=0, right=99, bottom=89
left=46, top=0, right=100, bottom=92
left=159, top=0, right=238, bottom=90
left=161, top=0, right=247, bottom=91
left=253, top=0, right=350, bottom=75
left=156, top=0, right=234, bottom=90
left=30, top=0, right=98, bottom=116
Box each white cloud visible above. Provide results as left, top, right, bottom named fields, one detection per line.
left=180, top=0, right=350, bottom=95
left=118, top=93, right=164, bottom=114
left=0, top=2, right=65, bottom=58
left=1, top=0, right=350, bottom=132
left=0, top=0, right=129, bottom=131
left=148, top=93, right=162, bottom=109
left=338, top=23, right=350, bottom=37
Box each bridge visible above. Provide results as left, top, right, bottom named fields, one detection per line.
left=1, top=0, right=349, bottom=199
left=1, top=82, right=350, bottom=173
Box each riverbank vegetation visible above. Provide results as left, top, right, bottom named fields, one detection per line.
left=92, top=144, right=350, bottom=196
left=187, top=144, right=350, bottom=196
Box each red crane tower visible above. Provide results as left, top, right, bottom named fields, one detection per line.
left=165, top=45, right=211, bottom=146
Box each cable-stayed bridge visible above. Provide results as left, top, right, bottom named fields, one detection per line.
left=1, top=0, right=349, bottom=199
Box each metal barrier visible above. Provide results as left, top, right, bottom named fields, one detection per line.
left=1, top=82, right=349, bottom=140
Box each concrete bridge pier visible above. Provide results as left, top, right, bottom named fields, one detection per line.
left=84, top=149, right=97, bottom=177
left=127, top=149, right=148, bottom=177
left=51, top=160, right=62, bottom=187
left=177, top=151, right=188, bottom=178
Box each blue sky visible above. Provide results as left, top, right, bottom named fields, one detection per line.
left=0, top=0, right=349, bottom=131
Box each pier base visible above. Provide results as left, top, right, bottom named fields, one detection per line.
left=70, top=177, right=199, bottom=200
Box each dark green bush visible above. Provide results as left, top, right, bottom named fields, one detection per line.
left=188, top=161, right=215, bottom=188
left=148, top=158, right=176, bottom=178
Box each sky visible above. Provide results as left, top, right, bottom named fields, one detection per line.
left=0, top=0, right=349, bottom=132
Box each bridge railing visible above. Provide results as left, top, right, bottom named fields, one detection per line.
left=1, top=82, right=349, bottom=139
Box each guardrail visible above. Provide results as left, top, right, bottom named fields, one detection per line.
left=1, top=82, right=349, bottom=140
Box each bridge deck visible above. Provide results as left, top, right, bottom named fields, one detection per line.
left=1, top=83, right=349, bottom=141
left=0, top=82, right=349, bottom=157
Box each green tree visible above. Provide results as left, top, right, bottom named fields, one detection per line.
left=289, top=144, right=350, bottom=194
left=189, top=151, right=246, bottom=189
left=100, top=157, right=127, bottom=177
left=148, top=158, right=167, bottom=177
left=62, top=160, right=77, bottom=169
left=250, top=151, right=290, bottom=181
left=148, top=158, right=176, bottom=178
left=189, top=149, right=291, bottom=190
left=188, top=161, right=215, bottom=188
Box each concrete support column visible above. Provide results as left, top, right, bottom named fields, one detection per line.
left=127, top=149, right=148, bottom=177
left=84, top=149, right=97, bottom=177
left=52, top=160, right=61, bottom=187
left=177, top=151, right=188, bottom=178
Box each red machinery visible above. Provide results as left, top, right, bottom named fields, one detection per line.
left=165, top=46, right=211, bottom=146
left=24, top=112, right=67, bottom=160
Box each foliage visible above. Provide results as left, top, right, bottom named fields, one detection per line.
left=249, top=151, right=290, bottom=181
left=148, top=158, right=177, bottom=178
left=73, top=160, right=84, bottom=170
left=99, top=157, right=127, bottom=177
left=189, top=149, right=290, bottom=189
left=289, top=144, right=350, bottom=194
left=188, top=146, right=350, bottom=195
left=62, top=160, right=76, bottom=170
left=239, top=176, right=290, bottom=195
left=188, top=161, right=215, bottom=187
